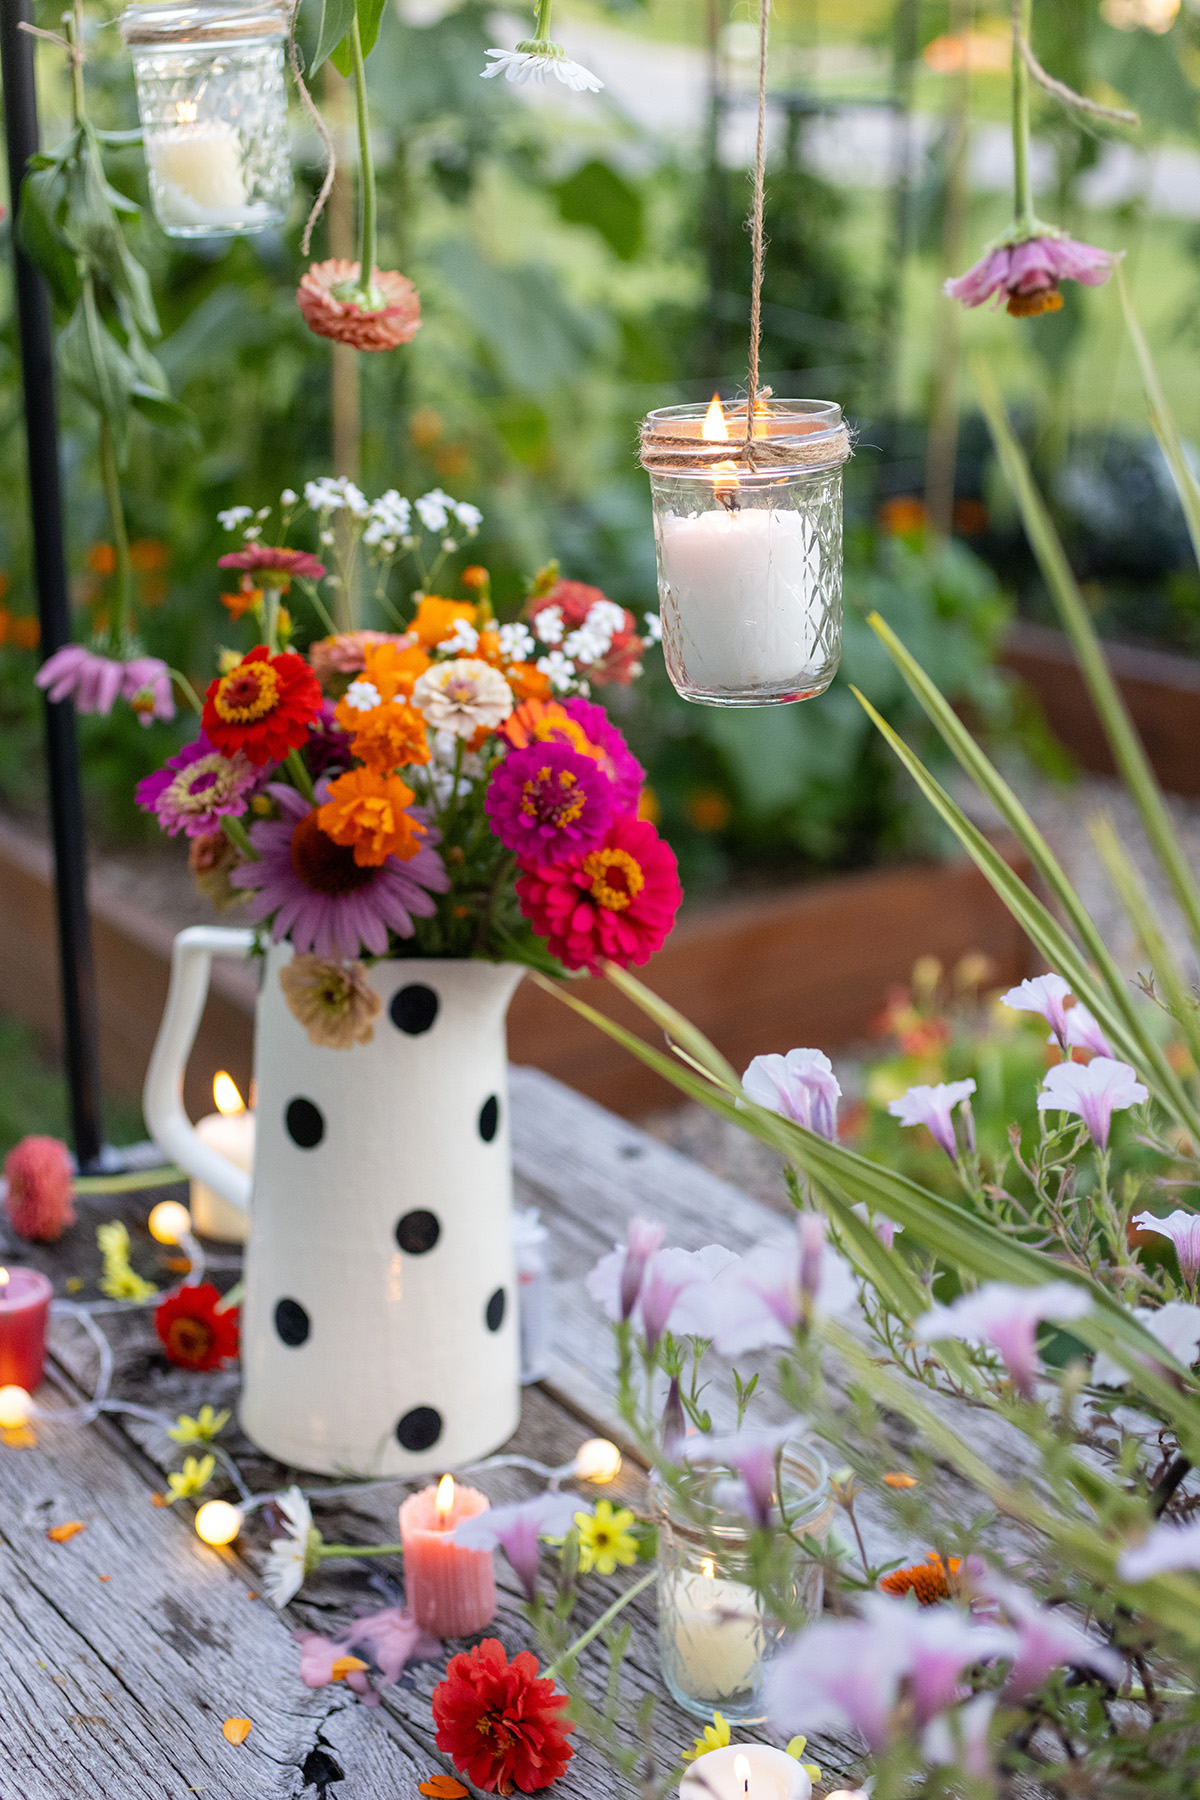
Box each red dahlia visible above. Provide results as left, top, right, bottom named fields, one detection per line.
left=515, top=813, right=681, bottom=974
left=202, top=645, right=323, bottom=766
left=217, top=545, right=326, bottom=589
left=432, top=1638, right=574, bottom=1796
left=155, top=1282, right=240, bottom=1371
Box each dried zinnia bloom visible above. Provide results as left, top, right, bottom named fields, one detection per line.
left=4, top=1134, right=75, bottom=1241
left=188, top=830, right=247, bottom=911
left=280, top=955, right=383, bottom=1049
left=297, top=260, right=422, bottom=352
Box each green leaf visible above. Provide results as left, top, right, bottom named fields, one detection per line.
left=130, top=383, right=198, bottom=437
left=57, top=290, right=137, bottom=443
left=16, top=166, right=79, bottom=312
left=310, top=0, right=356, bottom=71
left=554, top=160, right=644, bottom=262
left=1117, top=265, right=1200, bottom=577
left=356, top=0, right=388, bottom=60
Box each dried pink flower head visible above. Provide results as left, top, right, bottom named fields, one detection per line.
left=4, top=1135, right=75, bottom=1241
left=946, top=234, right=1118, bottom=315
left=297, top=260, right=422, bottom=352
left=279, top=955, right=382, bottom=1049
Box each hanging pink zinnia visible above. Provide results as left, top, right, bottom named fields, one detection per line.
left=297, top=260, right=422, bottom=353
left=515, top=814, right=681, bottom=973
left=946, top=235, right=1118, bottom=316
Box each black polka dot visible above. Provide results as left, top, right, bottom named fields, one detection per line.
left=285, top=1097, right=324, bottom=1149
left=477, top=1095, right=500, bottom=1143
left=389, top=984, right=439, bottom=1035
left=395, top=1209, right=441, bottom=1255
left=396, top=1405, right=443, bottom=1453
left=485, top=1287, right=506, bottom=1332
left=275, top=1298, right=310, bottom=1346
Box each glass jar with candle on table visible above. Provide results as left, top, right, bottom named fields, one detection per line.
left=640, top=398, right=850, bottom=709
left=120, top=0, right=292, bottom=239
left=655, top=1445, right=833, bottom=1723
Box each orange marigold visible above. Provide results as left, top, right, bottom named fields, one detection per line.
left=879, top=1551, right=961, bottom=1605
left=317, top=766, right=426, bottom=867
left=349, top=701, right=431, bottom=773
left=296, top=259, right=422, bottom=353
left=411, top=596, right=477, bottom=650
left=364, top=640, right=431, bottom=698
left=505, top=661, right=552, bottom=703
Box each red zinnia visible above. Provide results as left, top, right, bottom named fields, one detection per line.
left=515, top=813, right=681, bottom=974
left=525, top=580, right=643, bottom=686
left=202, top=646, right=323, bottom=766
left=154, top=1282, right=240, bottom=1371
left=432, top=1638, right=574, bottom=1795
left=218, top=545, right=326, bottom=590
left=297, top=259, right=422, bottom=352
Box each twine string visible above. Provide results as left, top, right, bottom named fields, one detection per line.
left=289, top=0, right=337, bottom=257
left=744, top=0, right=769, bottom=450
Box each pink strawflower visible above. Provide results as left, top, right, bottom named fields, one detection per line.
left=218, top=545, right=325, bottom=589
left=135, top=732, right=262, bottom=838
left=36, top=645, right=175, bottom=725
left=295, top=1606, right=440, bottom=1706
left=1131, top=1209, right=1200, bottom=1289
left=982, top=1572, right=1122, bottom=1699
left=3, top=1134, right=75, bottom=1241
left=229, top=783, right=448, bottom=959
left=888, top=1078, right=976, bottom=1160
left=297, top=260, right=422, bottom=353
left=742, top=1048, right=840, bottom=1140
left=1037, top=1056, right=1148, bottom=1151
left=1119, top=1517, right=1200, bottom=1583
left=454, top=1491, right=584, bottom=1602
left=945, top=235, right=1118, bottom=316
left=485, top=741, right=614, bottom=862
left=514, top=813, right=681, bottom=973
left=916, top=1280, right=1091, bottom=1399
left=1001, top=973, right=1074, bottom=1047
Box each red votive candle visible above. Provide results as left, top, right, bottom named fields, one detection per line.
left=399, top=1476, right=497, bottom=1638
left=0, top=1265, right=53, bottom=1390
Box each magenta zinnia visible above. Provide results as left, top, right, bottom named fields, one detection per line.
left=515, top=813, right=681, bottom=973
left=135, top=732, right=262, bottom=838
left=945, top=235, right=1118, bottom=316
left=230, top=783, right=448, bottom=959
left=486, top=741, right=614, bottom=862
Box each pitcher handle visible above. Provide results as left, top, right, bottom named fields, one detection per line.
left=143, top=925, right=256, bottom=1214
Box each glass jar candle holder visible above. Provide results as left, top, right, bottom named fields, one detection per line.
left=640, top=398, right=850, bottom=708
left=655, top=1445, right=833, bottom=1723
left=121, top=0, right=292, bottom=238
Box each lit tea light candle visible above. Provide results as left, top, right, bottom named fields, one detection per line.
left=660, top=1553, right=766, bottom=1710
left=147, top=113, right=249, bottom=231
left=679, top=1745, right=811, bottom=1800
left=0, top=1266, right=53, bottom=1391
left=191, top=1072, right=254, bottom=1243
left=399, top=1475, right=497, bottom=1638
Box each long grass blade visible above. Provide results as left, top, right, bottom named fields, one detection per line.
left=1117, top=265, right=1200, bottom=575
left=1088, top=810, right=1200, bottom=1074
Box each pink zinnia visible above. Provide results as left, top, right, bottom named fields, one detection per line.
left=514, top=813, right=681, bottom=973
left=135, top=732, right=262, bottom=838
left=945, top=234, right=1118, bottom=316
left=4, top=1135, right=75, bottom=1242
left=561, top=697, right=644, bottom=811
left=297, top=260, right=422, bottom=353
left=36, top=645, right=175, bottom=726
left=485, top=741, right=614, bottom=862
left=230, top=783, right=448, bottom=959
left=218, top=545, right=325, bottom=589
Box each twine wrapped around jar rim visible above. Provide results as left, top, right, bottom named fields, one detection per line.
left=639, top=413, right=853, bottom=477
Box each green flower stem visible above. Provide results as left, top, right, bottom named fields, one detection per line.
left=263, top=587, right=280, bottom=657
left=221, top=814, right=257, bottom=859
left=542, top=1568, right=656, bottom=1682
left=1011, top=0, right=1034, bottom=234
left=534, top=0, right=553, bottom=40
left=168, top=667, right=204, bottom=715
left=318, top=1540, right=405, bottom=1560
left=349, top=15, right=377, bottom=300
left=287, top=747, right=315, bottom=803
left=96, top=412, right=134, bottom=653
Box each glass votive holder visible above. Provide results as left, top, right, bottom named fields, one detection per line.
left=121, top=0, right=292, bottom=238
left=640, top=398, right=849, bottom=708
left=654, top=1444, right=833, bottom=1723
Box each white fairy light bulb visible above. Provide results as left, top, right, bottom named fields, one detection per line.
left=0, top=1385, right=32, bottom=1429
left=148, top=1200, right=193, bottom=1245
left=574, top=1438, right=622, bottom=1484
left=195, top=1500, right=243, bottom=1545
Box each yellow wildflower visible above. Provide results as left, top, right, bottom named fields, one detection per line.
left=575, top=1501, right=639, bottom=1576
left=166, top=1454, right=216, bottom=1503
left=168, top=1405, right=231, bottom=1445
left=96, top=1221, right=157, bottom=1301
left=682, top=1712, right=731, bottom=1764
left=786, top=1735, right=822, bottom=1783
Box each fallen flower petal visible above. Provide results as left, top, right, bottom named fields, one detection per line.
left=222, top=1718, right=252, bottom=1745
left=330, top=1655, right=370, bottom=1681
left=418, top=1780, right=469, bottom=1798
left=883, top=1472, right=918, bottom=1488
left=47, top=1521, right=86, bottom=1542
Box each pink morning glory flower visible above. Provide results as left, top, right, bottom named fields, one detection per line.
left=888, top=1079, right=976, bottom=1160
left=915, top=1280, right=1092, bottom=1399
left=1131, top=1210, right=1200, bottom=1289
left=1119, top=1517, right=1200, bottom=1583
left=1062, top=1003, right=1111, bottom=1059
left=1037, top=1057, right=1148, bottom=1151
left=681, top=1218, right=858, bottom=1356
left=36, top=644, right=175, bottom=725
left=586, top=1231, right=736, bottom=1341
left=610, top=1217, right=664, bottom=1321
left=921, top=1692, right=996, bottom=1779
left=682, top=1422, right=801, bottom=1529
left=1091, top=1300, right=1200, bottom=1387
left=982, top=1572, right=1122, bottom=1698
left=454, top=1491, right=585, bottom=1601
left=1001, top=973, right=1073, bottom=1046
left=741, top=1048, right=841, bottom=1141
left=945, top=235, right=1118, bottom=316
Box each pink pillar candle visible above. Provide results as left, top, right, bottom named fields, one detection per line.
left=0, top=1266, right=53, bottom=1390
left=399, top=1478, right=497, bottom=1638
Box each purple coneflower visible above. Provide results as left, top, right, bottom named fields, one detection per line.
left=230, top=784, right=448, bottom=959
left=946, top=235, right=1118, bottom=316
left=36, top=644, right=175, bottom=725
left=136, top=733, right=262, bottom=838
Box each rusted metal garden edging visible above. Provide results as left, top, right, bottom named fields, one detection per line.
left=0, top=812, right=1033, bottom=1120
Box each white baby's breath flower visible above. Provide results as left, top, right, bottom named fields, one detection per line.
left=242, top=525, right=262, bottom=541
left=498, top=622, right=536, bottom=664
left=644, top=611, right=662, bottom=643
left=304, top=476, right=369, bottom=517
left=255, top=507, right=271, bottom=520
left=455, top=501, right=483, bottom=532
left=263, top=1486, right=321, bottom=1608
left=441, top=620, right=480, bottom=656
left=415, top=488, right=456, bottom=533
left=363, top=490, right=412, bottom=548
left=536, top=650, right=578, bottom=693
left=441, top=537, right=459, bottom=554
left=217, top=505, right=253, bottom=530
left=533, top=604, right=564, bottom=646
left=481, top=44, right=604, bottom=92
left=280, top=488, right=297, bottom=506
left=320, top=530, right=335, bottom=546
left=343, top=679, right=382, bottom=713
left=412, top=659, right=514, bottom=737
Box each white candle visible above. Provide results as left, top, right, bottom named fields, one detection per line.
left=661, top=1560, right=766, bottom=1705
left=680, top=1745, right=811, bottom=1800
left=190, top=1072, right=254, bottom=1243
left=148, top=121, right=249, bottom=229
left=656, top=506, right=834, bottom=697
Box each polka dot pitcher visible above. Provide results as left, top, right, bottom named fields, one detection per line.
left=144, top=926, right=523, bottom=1475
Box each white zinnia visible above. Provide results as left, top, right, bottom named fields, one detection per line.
left=262, top=1486, right=317, bottom=1608
left=412, top=659, right=513, bottom=738
left=481, top=45, right=604, bottom=92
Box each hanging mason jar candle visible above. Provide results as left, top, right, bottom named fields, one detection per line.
left=639, top=396, right=851, bottom=707
left=120, top=0, right=292, bottom=238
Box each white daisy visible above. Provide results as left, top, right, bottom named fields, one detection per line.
left=481, top=44, right=603, bottom=93
left=262, top=1486, right=321, bottom=1608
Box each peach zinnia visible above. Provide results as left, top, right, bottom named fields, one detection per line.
left=297, top=259, right=421, bottom=352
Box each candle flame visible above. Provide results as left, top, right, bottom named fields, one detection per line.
left=175, top=100, right=199, bottom=122
left=701, top=392, right=738, bottom=491
left=436, top=1474, right=455, bottom=1522
left=213, top=1071, right=244, bottom=1115
left=0, top=1268, right=8, bottom=1287
left=735, top=1753, right=751, bottom=1795
left=700, top=1556, right=716, bottom=1578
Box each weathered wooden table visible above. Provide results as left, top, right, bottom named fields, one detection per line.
left=0, top=1068, right=874, bottom=1799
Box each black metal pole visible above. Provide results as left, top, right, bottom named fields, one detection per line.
left=1, top=0, right=104, bottom=1169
